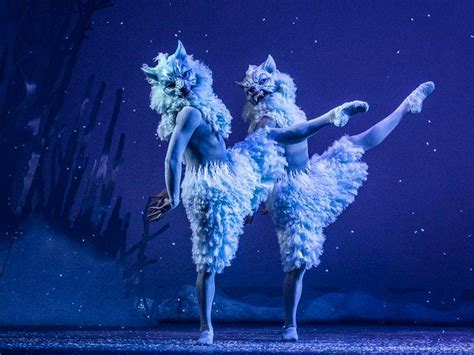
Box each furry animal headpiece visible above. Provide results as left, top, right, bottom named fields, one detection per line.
left=143, top=41, right=232, bottom=140
left=238, top=55, right=306, bottom=132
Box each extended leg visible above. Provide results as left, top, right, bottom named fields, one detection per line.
left=196, top=270, right=216, bottom=345
left=282, top=266, right=306, bottom=341
left=348, top=82, right=434, bottom=151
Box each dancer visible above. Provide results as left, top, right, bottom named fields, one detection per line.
left=143, top=42, right=369, bottom=345
left=238, top=55, right=434, bottom=341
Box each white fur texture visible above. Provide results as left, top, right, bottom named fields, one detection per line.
left=143, top=52, right=232, bottom=141
left=241, top=66, right=306, bottom=131
left=241, top=60, right=368, bottom=272
left=181, top=129, right=286, bottom=273
left=266, top=136, right=368, bottom=272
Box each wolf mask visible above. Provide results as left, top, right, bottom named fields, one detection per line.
left=143, top=41, right=231, bottom=141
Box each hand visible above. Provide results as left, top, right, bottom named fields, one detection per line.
left=147, top=189, right=173, bottom=223
left=244, top=214, right=254, bottom=225
left=244, top=207, right=270, bottom=225
left=331, top=100, right=369, bottom=127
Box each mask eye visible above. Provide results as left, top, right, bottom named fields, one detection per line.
left=259, top=77, right=268, bottom=85
left=182, top=70, right=190, bottom=79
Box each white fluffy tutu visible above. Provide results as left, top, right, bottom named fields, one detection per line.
left=267, top=136, right=368, bottom=272
left=181, top=129, right=285, bottom=273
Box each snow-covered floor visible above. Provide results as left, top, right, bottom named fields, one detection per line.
left=0, top=324, right=473, bottom=353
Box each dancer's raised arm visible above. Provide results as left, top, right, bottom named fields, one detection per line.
left=268, top=100, right=369, bottom=145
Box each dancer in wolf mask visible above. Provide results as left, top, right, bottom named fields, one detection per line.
left=143, top=42, right=369, bottom=345
left=238, top=55, right=434, bottom=341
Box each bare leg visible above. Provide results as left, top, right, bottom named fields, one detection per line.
left=196, top=270, right=215, bottom=345
left=282, top=266, right=306, bottom=341
left=348, top=82, right=435, bottom=151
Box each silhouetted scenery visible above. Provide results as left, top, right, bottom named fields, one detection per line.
left=0, top=0, right=472, bottom=352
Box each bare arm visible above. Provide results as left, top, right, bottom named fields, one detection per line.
left=165, top=107, right=201, bottom=208
left=268, top=100, right=369, bottom=145
left=267, top=111, right=333, bottom=145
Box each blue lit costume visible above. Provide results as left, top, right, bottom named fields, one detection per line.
left=266, top=136, right=367, bottom=271
left=241, top=57, right=368, bottom=272
left=181, top=129, right=285, bottom=273
left=143, top=44, right=285, bottom=273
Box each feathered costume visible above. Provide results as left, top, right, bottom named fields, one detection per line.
left=182, top=129, right=285, bottom=273
left=266, top=137, right=367, bottom=272
left=143, top=43, right=285, bottom=273
left=242, top=64, right=368, bottom=272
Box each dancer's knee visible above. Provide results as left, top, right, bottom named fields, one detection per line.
left=200, top=270, right=216, bottom=280
left=287, top=265, right=307, bottom=280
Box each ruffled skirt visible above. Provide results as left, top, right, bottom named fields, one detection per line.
left=267, top=136, right=368, bottom=272
left=181, top=129, right=286, bottom=273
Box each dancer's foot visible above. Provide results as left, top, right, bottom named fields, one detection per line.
left=196, top=330, right=214, bottom=345
left=405, top=81, right=435, bottom=113
left=332, top=100, right=369, bottom=127
left=282, top=325, right=299, bottom=341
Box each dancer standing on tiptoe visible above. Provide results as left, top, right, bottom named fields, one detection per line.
left=143, top=42, right=369, bottom=345
left=238, top=55, right=434, bottom=341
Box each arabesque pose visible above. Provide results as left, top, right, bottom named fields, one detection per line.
left=238, top=55, right=434, bottom=341
left=143, top=42, right=369, bottom=345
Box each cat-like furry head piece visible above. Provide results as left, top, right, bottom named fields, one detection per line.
left=237, top=55, right=297, bottom=105
left=142, top=41, right=231, bottom=141
left=238, top=55, right=306, bottom=131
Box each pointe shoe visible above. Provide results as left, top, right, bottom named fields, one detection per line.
left=196, top=330, right=214, bottom=345
left=405, top=81, right=435, bottom=113
left=282, top=325, right=299, bottom=341
left=332, top=100, right=370, bottom=127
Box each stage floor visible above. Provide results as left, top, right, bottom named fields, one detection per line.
left=0, top=324, right=473, bottom=353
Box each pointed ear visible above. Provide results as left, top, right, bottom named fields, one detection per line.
left=142, top=64, right=159, bottom=81
left=173, top=40, right=188, bottom=59
left=262, top=55, right=276, bottom=73
left=235, top=80, right=247, bottom=88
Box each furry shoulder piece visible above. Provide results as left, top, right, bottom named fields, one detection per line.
left=143, top=46, right=232, bottom=141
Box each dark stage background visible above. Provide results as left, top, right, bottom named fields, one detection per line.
left=0, top=0, right=473, bottom=326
